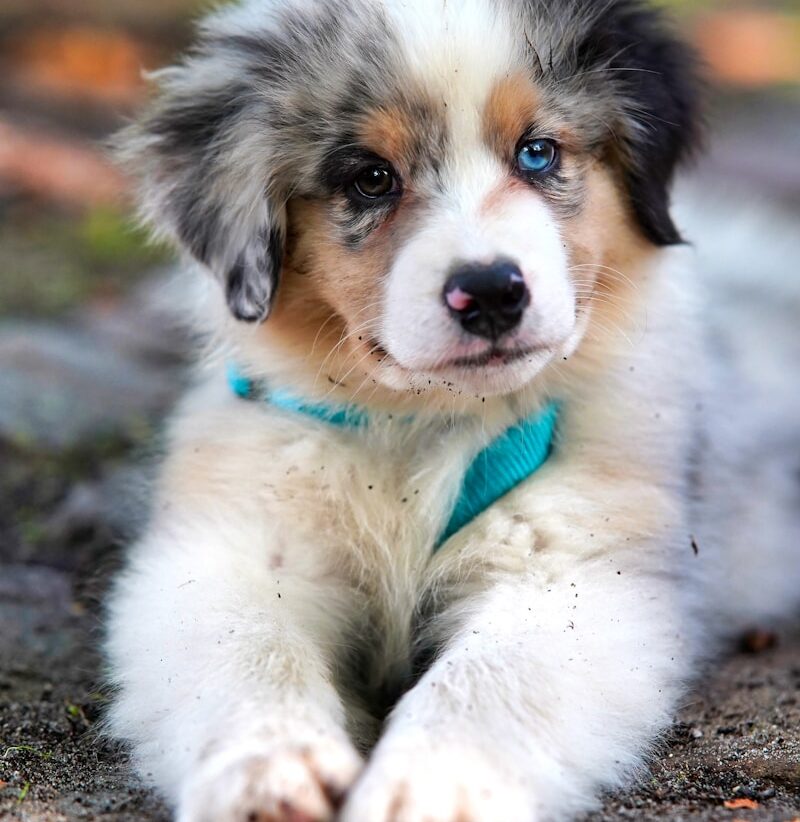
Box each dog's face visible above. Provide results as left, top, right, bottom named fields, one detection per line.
left=124, top=0, right=699, bottom=403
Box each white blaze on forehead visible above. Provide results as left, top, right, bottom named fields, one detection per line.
left=383, top=0, right=522, bottom=209
left=382, top=0, right=520, bottom=96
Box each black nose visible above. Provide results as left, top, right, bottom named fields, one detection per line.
left=443, top=260, right=530, bottom=341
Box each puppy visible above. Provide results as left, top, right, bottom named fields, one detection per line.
left=105, top=1, right=800, bottom=820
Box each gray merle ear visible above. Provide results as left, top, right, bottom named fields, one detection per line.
left=117, top=67, right=285, bottom=323
left=578, top=2, right=703, bottom=246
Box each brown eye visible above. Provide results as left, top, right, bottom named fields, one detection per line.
left=353, top=166, right=397, bottom=199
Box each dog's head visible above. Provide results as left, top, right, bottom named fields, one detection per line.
left=122, top=0, right=700, bottom=405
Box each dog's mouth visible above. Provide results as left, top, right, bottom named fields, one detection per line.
left=443, top=345, right=545, bottom=370
left=367, top=340, right=547, bottom=372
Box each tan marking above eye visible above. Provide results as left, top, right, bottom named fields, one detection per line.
left=483, top=73, right=582, bottom=160
left=484, top=73, right=543, bottom=159
left=359, top=105, right=418, bottom=173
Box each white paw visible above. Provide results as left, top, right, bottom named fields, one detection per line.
left=177, top=734, right=363, bottom=822
left=341, top=742, right=532, bottom=822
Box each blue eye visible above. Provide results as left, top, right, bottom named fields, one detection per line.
left=517, top=139, right=559, bottom=175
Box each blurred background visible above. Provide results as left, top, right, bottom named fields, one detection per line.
left=1, top=0, right=798, bottom=325
left=0, top=1, right=798, bottom=820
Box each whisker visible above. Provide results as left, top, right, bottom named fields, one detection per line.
left=584, top=316, right=636, bottom=348
left=569, top=263, right=638, bottom=291
left=327, top=341, right=385, bottom=398
left=309, top=311, right=342, bottom=358
left=312, top=317, right=382, bottom=390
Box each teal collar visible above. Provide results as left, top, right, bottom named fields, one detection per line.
left=229, top=365, right=369, bottom=427
left=228, top=366, right=558, bottom=549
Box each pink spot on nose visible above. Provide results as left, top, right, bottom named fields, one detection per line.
left=446, top=286, right=474, bottom=313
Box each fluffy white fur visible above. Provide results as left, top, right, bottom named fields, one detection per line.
left=104, top=1, right=800, bottom=820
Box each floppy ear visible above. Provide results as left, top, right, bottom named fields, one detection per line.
left=118, top=63, right=286, bottom=323
left=578, top=2, right=703, bottom=246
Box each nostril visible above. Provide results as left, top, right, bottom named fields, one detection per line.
left=502, top=273, right=528, bottom=311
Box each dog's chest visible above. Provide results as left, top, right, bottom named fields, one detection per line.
left=279, top=424, right=471, bottom=693
left=235, top=412, right=508, bottom=707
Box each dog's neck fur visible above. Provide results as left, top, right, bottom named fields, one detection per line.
left=225, top=362, right=560, bottom=550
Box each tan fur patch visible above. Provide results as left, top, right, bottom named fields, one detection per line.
left=360, top=106, right=418, bottom=173
left=255, top=197, right=401, bottom=395
left=483, top=73, right=584, bottom=159
left=483, top=73, right=543, bottom=160
left=559, top=163, right=658, bottom=373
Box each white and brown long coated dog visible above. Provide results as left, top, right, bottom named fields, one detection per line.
left=105, top=1, right=800, bottom=820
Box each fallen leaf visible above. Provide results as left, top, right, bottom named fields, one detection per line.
left=724, top=798, right=759, bottom=810
left=740, top=629, right=778, bottom=654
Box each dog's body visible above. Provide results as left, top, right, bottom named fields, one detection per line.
left=105, top=1, right=800, bottom=819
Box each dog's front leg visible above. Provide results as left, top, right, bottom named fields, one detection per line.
left=343, top=482, right=696, bottom=822
left=105, top=518, right=363, bottom=822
